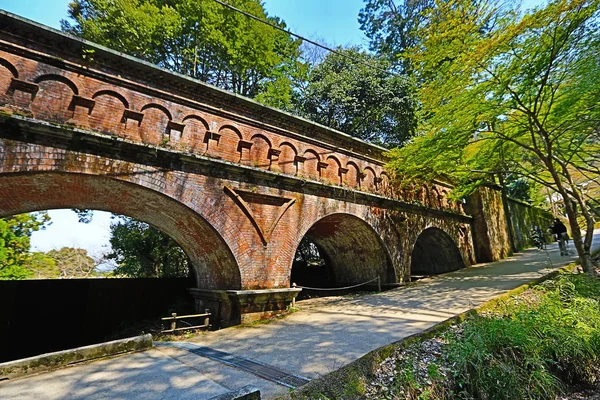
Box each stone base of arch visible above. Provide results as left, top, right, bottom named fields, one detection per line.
left=189, top=288, right=302, bottom=328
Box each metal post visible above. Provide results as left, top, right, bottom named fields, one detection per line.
left=377, top=275, right=381, bottom=292
left=204, top=309, right=210, bottom=328
left=171, top=313, right=177, bottom=331
left=292, top=283, right=296, bottom=307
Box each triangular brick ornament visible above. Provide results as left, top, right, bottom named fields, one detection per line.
left=224, top=186, right=296, bottom=245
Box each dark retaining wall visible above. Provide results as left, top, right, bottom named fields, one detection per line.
left=507, top=198, right=554, bottom=250
left=0, top=277, right=194, bottom=362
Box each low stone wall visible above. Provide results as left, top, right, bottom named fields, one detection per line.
left=189, top=288, right=302, bottom=327
left=208, top=385, right=261, bottom=400
left=0, top=334, right=152, bottom=380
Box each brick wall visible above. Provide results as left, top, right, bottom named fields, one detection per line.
left=0, top=13, right=477, bottom=290
left=0, top=138, right=475, bottom=288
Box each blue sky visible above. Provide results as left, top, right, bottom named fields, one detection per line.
left=1, top=0, right=543, bottom=254
left=1, top=0, right=369, bottom=46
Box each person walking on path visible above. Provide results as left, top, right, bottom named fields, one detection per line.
left=552, top=218, right=569, bottom=256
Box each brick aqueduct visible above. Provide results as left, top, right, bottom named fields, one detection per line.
left=0, top=12, right=517, bottom=325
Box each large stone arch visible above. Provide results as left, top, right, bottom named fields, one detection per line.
left=410, top=227, right=465, bottom=277
left=0, top=171, right=241, bottom=290
left=292, top=212, right=396, bottom=286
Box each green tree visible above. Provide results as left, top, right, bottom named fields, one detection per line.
left=46, top=247, right=98, bottom=278
left=61, top=0, right=302, bottom=102
left=389, top=0, right=600, bottom=272
left=26, top=252, right=59, bottom=279
left=107, top=216, right=190, bottom=278
left=359, top=0, right=435, bottom=72
left=296, top=47, right=417, bottom=147
left=0, top=212, right=51, bottom=279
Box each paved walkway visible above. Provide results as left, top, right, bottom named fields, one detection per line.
left=2, top=231, right=598, bottom=399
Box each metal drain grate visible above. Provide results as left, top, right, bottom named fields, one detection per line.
left=168, top=343, right=311, bottom=389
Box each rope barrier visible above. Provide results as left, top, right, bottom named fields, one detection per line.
left=293, top=276, right=379, bottom=291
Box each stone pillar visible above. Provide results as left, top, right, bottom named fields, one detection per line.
left=465, top=185, right=512, bottom=262
left=189, top=288, right=302, bottom=328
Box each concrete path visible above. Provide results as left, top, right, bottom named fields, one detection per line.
left=1, top=231, right=597, bottom=399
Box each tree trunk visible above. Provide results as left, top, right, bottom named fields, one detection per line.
left=544, top=156, right=595, bottom=274
left=563, top=196, right=594, bottom=274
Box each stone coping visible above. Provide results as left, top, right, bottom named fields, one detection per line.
left=190, top=288, right=301, bottom=294
left=208, top=384, right=261, bottom=400
left=0, top=334, right=153, bottom=381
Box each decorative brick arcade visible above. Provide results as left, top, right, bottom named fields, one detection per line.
left=0, top=12, right=485, bottom=326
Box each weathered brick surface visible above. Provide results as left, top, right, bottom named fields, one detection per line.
left=0, top=47, right=391, bottom=193
left=0, top=137, right=475, bottom=288
left=0, top=13, right=477, bottom=291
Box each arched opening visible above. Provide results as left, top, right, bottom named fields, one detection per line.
left=0, top=172, right=240, bottom=289
left=410, top=227, right=465, bottom=278
left=0, top=172, right=242, bottom=362
left=291, top=213, right=395, bottom=297
left=290, top=237, right=334, bottom=288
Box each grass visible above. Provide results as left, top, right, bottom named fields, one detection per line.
left=374, top=272, right=600, bottom=400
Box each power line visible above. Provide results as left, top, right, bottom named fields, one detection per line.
left=210, top=0, right=400, bottom=77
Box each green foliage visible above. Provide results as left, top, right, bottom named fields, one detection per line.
left=107, top=216, right=190, bottom=278
left=46, top=247, right=98, bottom=278
left=387, top=0, right=600, bottom=270
left=0, top=212, right=51, bottom=280
left=296, top=47, right=417, bottom=147
left=62, top=0, right=303, bottom=102
left=25, top=252, right=58, bottom=279
left=378, top=273, right=600, bottom=399
left=359, top=0, right=435, bottom=72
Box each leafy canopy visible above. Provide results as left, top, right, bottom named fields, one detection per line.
left=107, top=216, right=190, bottom=278
left=62, top=0, right=303, bottom=103
left=0, top=213, right=51, bottom=279
left=388, top=0, right=600, bottom=270
left=359, top=0, right=435, bottom=72
left=296, top=47, right=417, bottom=148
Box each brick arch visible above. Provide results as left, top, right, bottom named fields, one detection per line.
left=0, top=57, right=18, bottom=78
left=363, top=167, right=377, bottom=191
left=291, top=212, right=395, bottom=286
left=410, top=227, right=465, bottom=277
left=0, top=171, right=242, bottom=290
left=216, top=125, right=242, bottom=162
left=33, top=74, right=79, bottom=95
left=140, top=103, right=172, bottom=120
left=249, top=134, right=272, bottom=169
left=31, top=75, right=78, bottom=122
left=92, top=89, right=130, bottom=109
left=0, top=58, right=18, bottom=106
left=89, top=90, right=130, bottom=138
left=139, top=103, right=171, bottom=145
left=301, top=149, right=320, bottom=180
left=323, top=155, right=342, bottom=185
left=277, top=142, right=297, bottom=175
left=345, top=161, right=361, bottom=188
left=181, top=114, right=209, bottom=153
